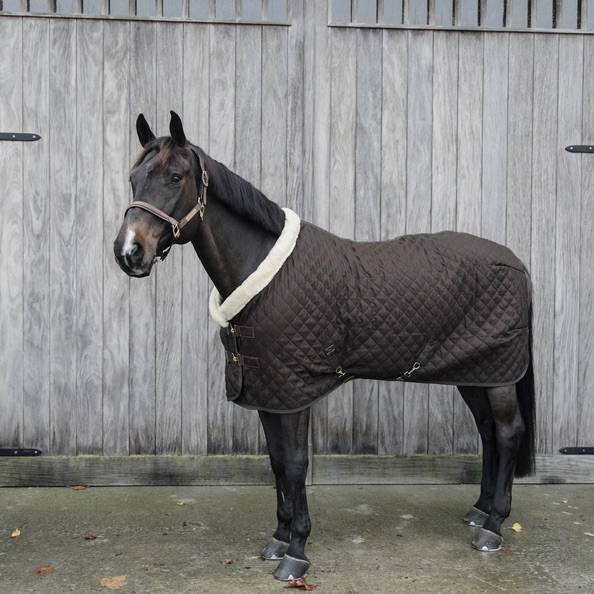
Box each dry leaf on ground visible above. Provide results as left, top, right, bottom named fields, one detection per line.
left=10, top=528, right=21, bottom=538
left=70, top=485, right=88, bottom=491
left=33, top=564, right=55, bottom=576
left=223, top=559, right=234, bottom=565
left=83, top=531, right=97, bottom=540
left=100, top=575, right=127, bottom=590
left=286, top=577, right=318, bottom=591
left=511, top=522, right=523, bottom=533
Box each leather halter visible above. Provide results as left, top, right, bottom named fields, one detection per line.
left=125, top=148, right=209, bottom=242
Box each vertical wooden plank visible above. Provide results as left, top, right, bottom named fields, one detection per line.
left=404, top=0, right=428, bottom=24
left=238, top=0, right=260, bottom=18
left=506, top=34, right=533, bottom=267
left=182, top=23, right=210, bottom=454
left=553, top=35, right=583, bottom=451
left=428, top=31, right=458, bottom=455
left=328, top=27, right=356, bottom=454
left=403, top=30, right=432, bottom=455
left=583, top=0, right=594, bottom=30
left=578, top=36, right=594, bottom=446
left=532, top=0, right=553, bottom=28
left=155, top=22, right=184, bottom=454
left=0, top=17, right=23, bottom=448
left=128, top=21, right=157, bottom=454
left=49, top=19, right=77, bottom=454
left=556, top=0, right=579, bottom=29
left=22, top=18, right=50, bottom=452
left=454, top=32, right=482, bottom=454
left=481, top=33, right=508, bottom=245
left=456, top=0, right=479, bottom=25
left=531, top=34, right=557, bottom=454
left=353, top=28, right=381, bottom=454
left=378, top=29, right=407, bottom=455
left=430, top=0, right=453, bottom=25
left=234, top=24, right=265, bottom=453
left=308, top=0, right=331, bottom=453
left=75, top=20, right=104, bottom=454
left=103, top=20, right=130, bottom=455
left=508, top=0, right=528, bottom=27
left=208, top=24, right=235, bottom=453
left=378, top=0, right=403, bottom=24
left=353, top=0, right=377, bottom=23
left=481, top=0, right=504, bottom=26
left=330, top=0, right=351, bottom=23
left=264, top=0, right=287, bottom=20
left=215, top=0, right=234, bottom=19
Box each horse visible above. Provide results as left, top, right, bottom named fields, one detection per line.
left=114, top=111, right=535, bottom=582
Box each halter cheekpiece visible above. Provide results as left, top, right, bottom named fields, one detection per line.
left=124, top=148, right=209, bottom=245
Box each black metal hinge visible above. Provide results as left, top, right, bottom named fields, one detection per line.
left=559, top=447, right=594, bottom=455
left=0, top=132, right=41, bottom=142
left=565, top=145, right=594, bottom=153
left=0, top=448, right=42, bottom=456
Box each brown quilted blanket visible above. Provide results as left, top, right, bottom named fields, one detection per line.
left=213, top=212, right=531, bottom=413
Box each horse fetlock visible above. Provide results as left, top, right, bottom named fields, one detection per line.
left=272, top=554, right=310, bottom=581
left=463, top=506, right=489, bottom=527
left=261, top=536, right=290, bottom=561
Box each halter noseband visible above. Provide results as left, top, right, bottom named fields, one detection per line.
left=124, top=148, right=209, bottom=243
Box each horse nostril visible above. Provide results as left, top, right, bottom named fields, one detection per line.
left=128, top=241, right=144, bottom=263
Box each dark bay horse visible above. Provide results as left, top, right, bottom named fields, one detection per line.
left=114, top=111, right=535, bottom=581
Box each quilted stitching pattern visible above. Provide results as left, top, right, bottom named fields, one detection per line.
left=221, top=223, right=531, bottom=413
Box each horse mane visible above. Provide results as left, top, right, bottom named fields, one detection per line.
left=133, top=138, right=285, bottom=236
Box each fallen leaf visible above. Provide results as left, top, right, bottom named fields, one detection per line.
left=83, top=531, right=97, bottom=540
left=223, top=559, right=234, bottom=565
left=100, top=575, right=127, bottom=590
left=70, top=485, right=88, bottom=491
left=10, top=528, right=21, bottom=538
left=511, top=522, right=523, bottom=533
left=286, top=577, right=318, bottom=591
left=33, top=564, right=55, bottom=576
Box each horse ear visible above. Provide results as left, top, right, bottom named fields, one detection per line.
left=169, top=110, right=187, bottom=146
left=136, top=113, right=155, bottom=147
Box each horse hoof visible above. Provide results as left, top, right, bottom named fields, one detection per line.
left=472, top=527, right=503, bottom=552
left=261, top=537, right=290, bottom=560
left=464, top=506, right=489, bottom=528
left=273, top=554, right=310, bottom=581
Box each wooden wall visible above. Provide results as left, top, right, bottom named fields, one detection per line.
left=1, top=2, right=593, bottom=460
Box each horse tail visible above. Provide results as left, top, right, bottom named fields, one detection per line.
left=515, top=304, right=536, bottom=478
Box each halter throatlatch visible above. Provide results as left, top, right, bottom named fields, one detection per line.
left=124, top=148, right=209, bottom=243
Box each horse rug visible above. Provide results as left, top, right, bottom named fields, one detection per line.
left=209, top=208, right=532, bottom=413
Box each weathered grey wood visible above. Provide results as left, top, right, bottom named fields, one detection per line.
left=507, top=0, right=528, bottom=27
left=578, top=35, right=594, bottom=446
left=506, top=34, right=533, bottom=267
left=378, top=0, right=402, bottom=24
left=49, top=19, right=77, bottom=454
left=481, top=33, right=508, bottom=245
left=531, top=34, right=558, bottom=454
left=430, top=0, right=453, bottom=25
left=556, top=0, right=578, bottom=29
left=215, top=0, right=234, bottom=19
left=404, top=0, right=427, bottom=24
left=353, top=28, right=381, bottom=454
left=263, top=0, right=287, bottom=20
left=155, top=23, right=184, bottom=454
left=103, top=21, right=130, bottom=455
left=456, top=0, right=479, bottom=25
left=353, top=0, right=377, bottom=23
left=428, top=31, right=458, bottom=455
left=378, top=29, right=407, bottom=455
left=181, top=23, right=210, bottom=454
left=554, top=35, right=583, bottom=452
left=584, top=0, right=594, bottom=31
left=404, top=30, right=432, bottom=455
left=0, top=16, right=23, bottom=449
left=189, top=0, right=211, bottom=19
left=454, top=32, right=482, bottom=454
left=75, top=20, right=104, bottom=454
left=2, top=454, right=594, bottom=487
left=22, top=18, right=50, bottom=453
left=327, top=27, right=356, bottom=453
left=208, top=24, right=235, bottom=453
left=330, top=0, right=351, bottom=24
left=234, top=24, right=264, bottom=453
left=481, top=0, right=503, bottom=26
left=238, top=0, right=260, bottom=19
left=532, top=0, right=553, bottom=28
left=128, top=21, right=157, bottom=455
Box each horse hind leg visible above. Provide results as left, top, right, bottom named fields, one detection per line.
left=472, top=384, right=525, bottom=552
left=457, top=386, right=498, bottom=528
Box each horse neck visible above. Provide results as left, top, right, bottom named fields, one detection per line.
left=190, top=165, right=280, bottom=300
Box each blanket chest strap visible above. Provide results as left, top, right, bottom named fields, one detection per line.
left=225, top=350, right=261, bottom=369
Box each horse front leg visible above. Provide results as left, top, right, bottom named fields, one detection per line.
left=259, top=409, right=311, bottom=581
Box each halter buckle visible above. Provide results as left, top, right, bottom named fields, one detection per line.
left=202, top=170, right=209, bottom=187
left=172, top=222, right=180, bottom=239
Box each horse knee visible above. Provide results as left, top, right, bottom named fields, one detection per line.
left=283, top=453, right=309, bottom=484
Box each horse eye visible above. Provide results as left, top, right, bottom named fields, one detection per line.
left=171, top=174, right=181, bottom=184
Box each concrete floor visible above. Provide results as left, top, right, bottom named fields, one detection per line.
left=0, top=485, right=593, bottom=594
